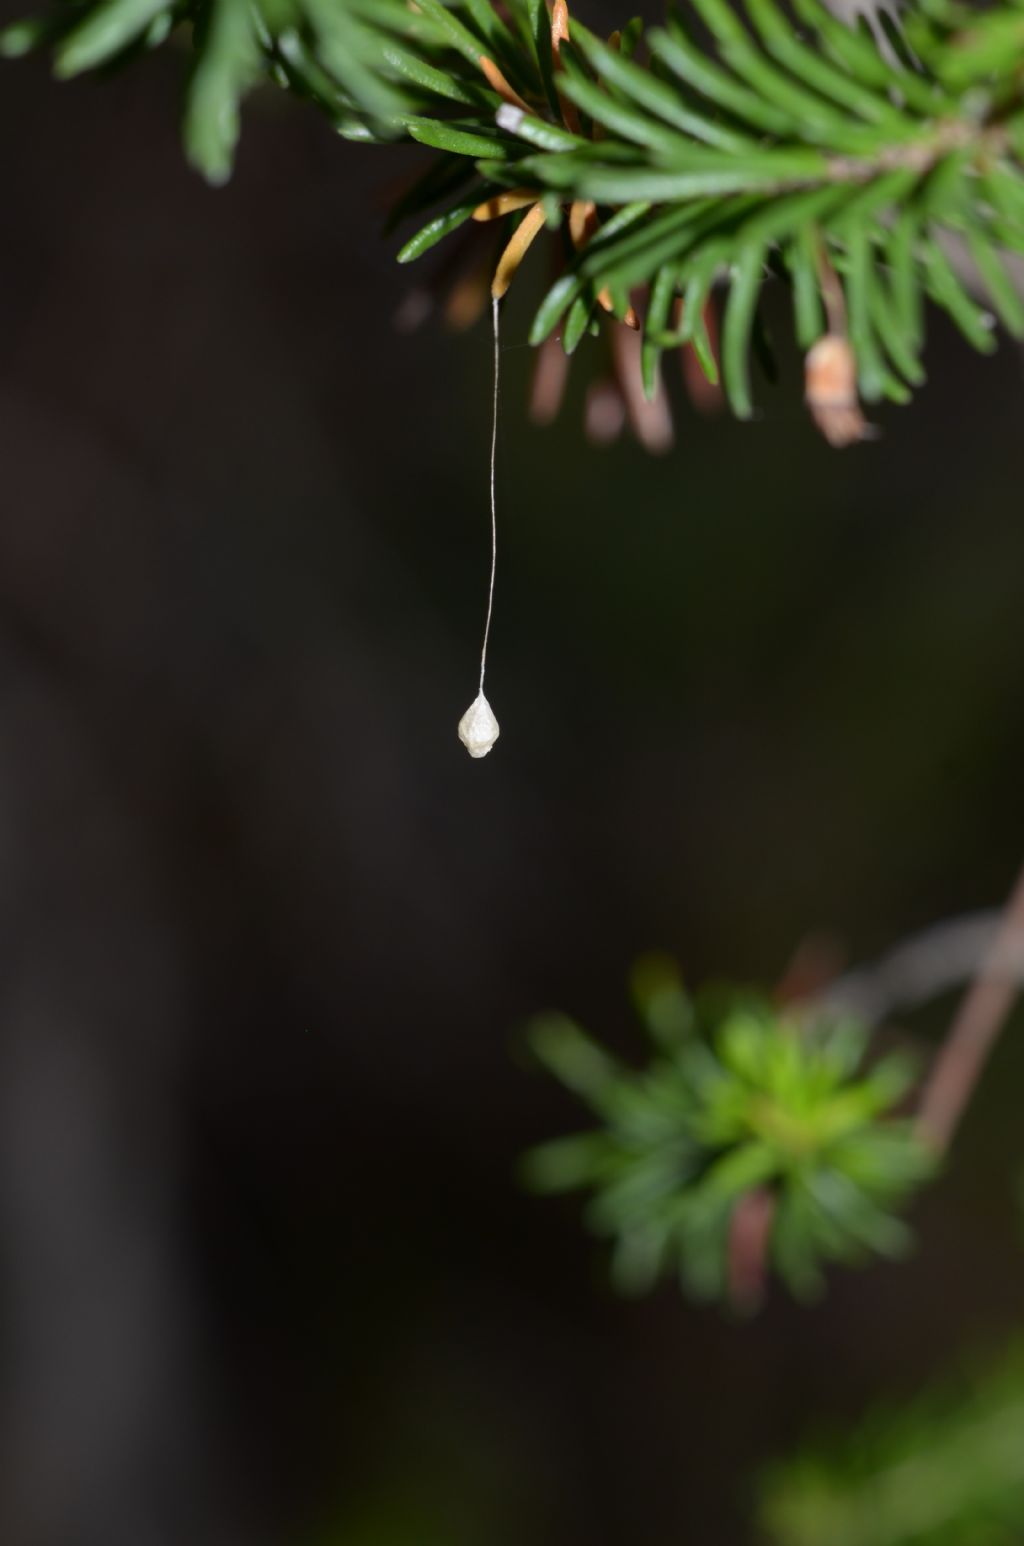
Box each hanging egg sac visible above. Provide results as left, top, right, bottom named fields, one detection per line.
left=458, top=693, right=500, bottom=758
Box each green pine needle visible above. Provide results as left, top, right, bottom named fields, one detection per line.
left=8, top=0, right=1024, bottom=433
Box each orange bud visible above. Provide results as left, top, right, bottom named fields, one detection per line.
left=804, top=334, right=870, bottom=448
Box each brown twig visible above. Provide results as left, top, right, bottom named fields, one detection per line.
left=916, top=860, right=1024, bottom=1153
left=727, top=1189, right=777, bottom=1314
left=813, top=234, right=848, bottom=337
left=721, top=866, right=1024, bottom=1305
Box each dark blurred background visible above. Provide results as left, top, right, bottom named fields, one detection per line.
left=2, top=27, right=1024, bottom=1546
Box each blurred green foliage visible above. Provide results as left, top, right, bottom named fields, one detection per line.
left=759, top=1340, right=1024, bottom=1545
left=524, top=958, right=934, bottom=1304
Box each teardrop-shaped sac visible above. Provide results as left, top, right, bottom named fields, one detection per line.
left=458, top=693, right=500, bottom=758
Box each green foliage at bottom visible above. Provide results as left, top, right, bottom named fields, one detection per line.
left=759, top=1341, right=1024, bottom=1546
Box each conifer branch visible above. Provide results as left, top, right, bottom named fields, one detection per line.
left=5, top=0, right=1024, bottom=437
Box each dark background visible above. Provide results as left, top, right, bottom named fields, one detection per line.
left=2, top=29, right=1024, bottom=1546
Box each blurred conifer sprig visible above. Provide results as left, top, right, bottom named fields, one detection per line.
left=5, top=0, right=1024, bottom=434
left=523, top=957, right=934, bottom=1305
left=758, top=1340, right=1024, bottom=1545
